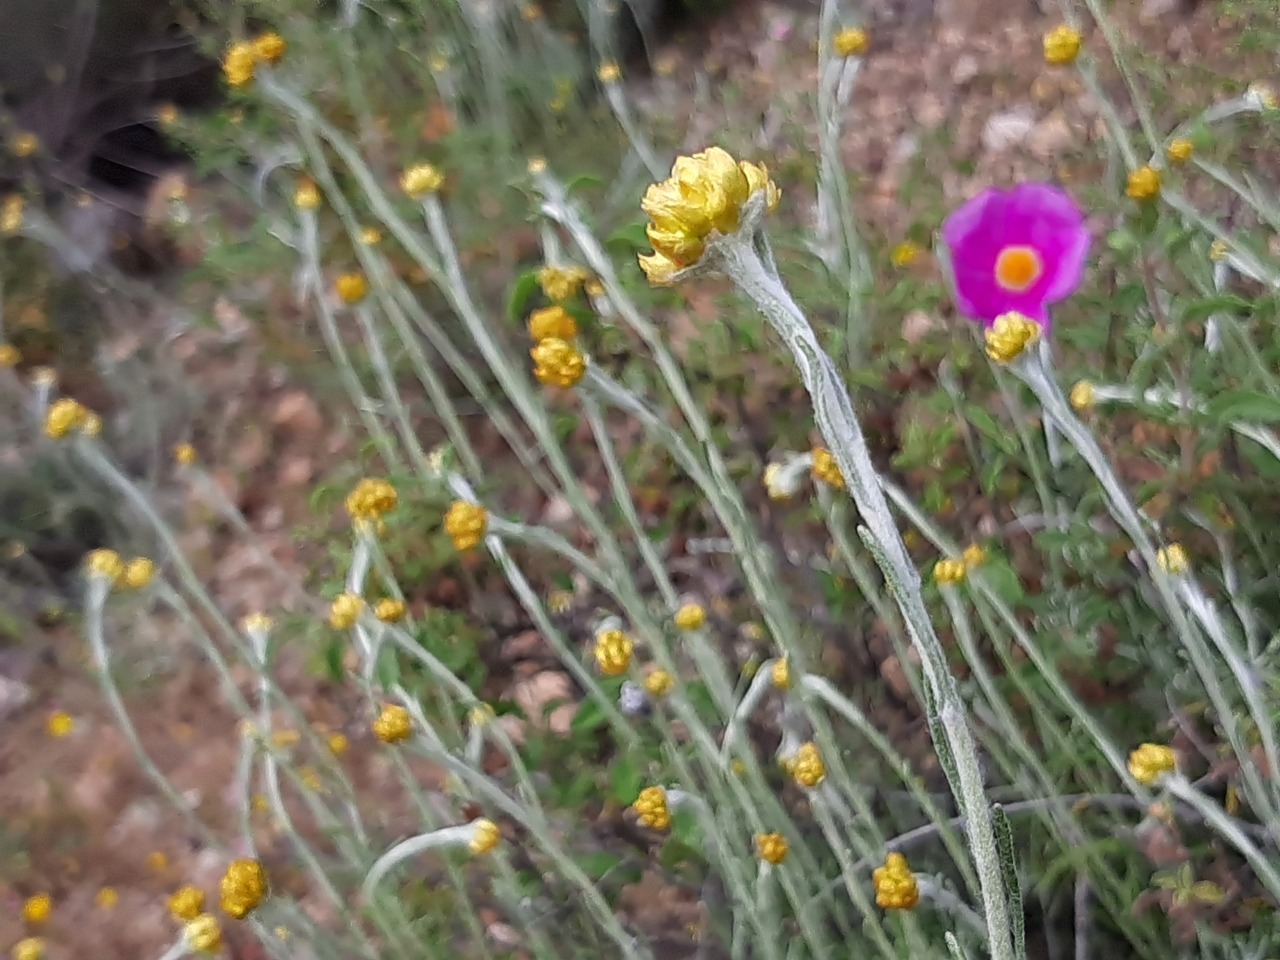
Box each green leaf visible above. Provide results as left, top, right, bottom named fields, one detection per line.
left=1205, top=390, right=1280, bottom=425
left=507, top=269, right=541, bottom=321
left=1179, top=294, right=1252, bottom=326
left=570, top=697, right=608, bottom=735
left=605, top=221, right=650, bottom=253
left=609, top=753, right=645, bottom=805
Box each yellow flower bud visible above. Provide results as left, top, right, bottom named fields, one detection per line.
left=1165, top=139, right=1194, bottom=165
left=401, top=163, right=444, bottom=198
left=1043, top=25, right=1082, bottom=66
left=872, top=852, right=919, bottom=910
left=673, top=602, right=706, bottom=631
left=984, top=311, right=1042, bottom=364
left=335, top=273, right=369, bottom=305
left=1128, top=743, right=1176, bottom=785
left=833, top=27, right=869, bottom=58
left=791, top=741, right=826, bottom=788
left=444, top=500, right=488, bottom=551
left=633, top=786, right=671, bottom=830
left=328, top=593, right=364, bottom=629
left=594, top=628, right=634, bottom=677
left=1126, top=166, right=1161, bottom=202
left=1156, top=543, right=1189, bottom=575
left=184, top=914, right=223, bottom=953
left=220, top=858, right=268, bottom=919
left=810, top=447, right=845, bottom=489
left=223, top=42, right=256, bottom=87
left=169, top=886, right=206, bottom=921
left=1070, top=379, right=1096, bottom=411
left=468, top=818, right=501, bottom=855
left=531, top=337, right=587, bottom=388
left=373, top=703, right=413, bottom=743
left=528, top=305, right=578, bottom=342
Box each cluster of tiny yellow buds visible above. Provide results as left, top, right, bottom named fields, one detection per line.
left=633, top=786, right=671, bottom=830
left=832, top=27, right=869, bottom=58
left=184, top=914, right=223, bottom=953
left=531, top=337, right=587, bottom=387
left=12, top=939, right=43, bottom=960
left=674, top=602, right=706, bottom=631
left=873, top=852, right=919, bottom=910
left=810, top=447, right=845, bottom=489
left=537, top=265, right=591, bottom=303
left=122, top=556, right=156, bottom=589
left=345, top=477, right=398, bottom=523
left=1165, top=139, right=1194, bottom=165
left=0, top=343, right=19, bottom=367
left=594, top=628, right=634, bottom=676
left=1128, top=743, right=1177, bottom=786
left=547, top=589, right=574, bottom=614
left=933, top=557, right=967, bottom=585
left=328, top=593, right=364, bottom=629
left=374, top=598, right=406, bottom=623
left=468, top=818, right=502, bottom=855
left=401, top=163, right=445, bottom=198
left=597, top=61, right=621, bottom=83
left=220, top=858, right=268, bottom=919
left=272, top=728, right=301, bottom=749
left=45, top=397, right=95, bottom=439
left=639, top=147, right=781, bottom=285
left=527, top=305, right=578, bottom=342
left=444, top=500, right=488, bottom=551
left=984, top=311, right=1042, bottom=364
left=770, top=657, right=791, bottom=690
left=521, top=3, right=543, bottom=21
left=46, top=711, right=74, bottom=738
left=1043, top=25, right=1082, bottom=66
left=643, top=668, right=674, bottom=698
left=335, top=272, right=369, bottom=305
left=86, top=548, right=126, bottom=583
left=294, top=181, right=321, bottom=210
left=360, top=226, right=382, bottom=245
left=327, top=731, right=349, bottom=755
left=95, top=887, right=118, bottom=910
left=755, top=832, right=789, bottom=865
left=1209, top=239, right=1230, bottom=262
left=890, top=241, right=921, bottom=268
left=174, top=442, right=198, bottom=465
left=1070, top=379, right=1096, bottom=411
left=169, top=886, right=206, bottom=921
left=791, top=741, right=826, bottom=788
left=962, top=544, right=986, bottom=570
left=468, top=703, right=495, bottom=727
left=1156, top=543, right=1189, bottom=575
left=241, top=613, right=274, bottom=638
left=223, top=42, right=257, bottom=87
left=1, top=195, right=23, bottom=235
left=373, top=703, right=413, bottom=743
left=1126, top=165, right=1161, bottom=202
left=11, top=132, right=39, bottom=158
left=253, top=32, right=287, bottom=65
left=22, top=894, right=52, bottom=925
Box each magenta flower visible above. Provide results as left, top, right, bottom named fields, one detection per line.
left=941, top=182, right=1090, bottom=327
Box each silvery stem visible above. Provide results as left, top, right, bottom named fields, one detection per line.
left=716, top=233, right=1016, bottom=960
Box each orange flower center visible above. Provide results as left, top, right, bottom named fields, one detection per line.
left=994, top=245, right=1043, bottom=292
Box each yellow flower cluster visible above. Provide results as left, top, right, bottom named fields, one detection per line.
left=84, top=550, right=156, bottom=589
left=45, top=398, right=98, bottom=439
left=1128, top=743, right=1176, bottom=786
left=1156, top=543, right=1189, bottom=575
left=294, top=180, right=321, bottom=210
left=537, top=265, right=591, bottom=303
left=790, top=741, right=826, bottom=788
left=594, top=628, right=634, bottom=676
left=2, top=194, right=24, bottom=233
left=770, top=657, right=791, bottom=690
left=346, top=478, right=398, bottom=524
left=46, top=711, right=74, bottom=738
left=810, top=447, right=845, bottom=489
left=1043, top=25, right=1082, bottom=66
left=962, top=544, right=986, bottom=570
left=1126, top=165, right=1161, bottom=202
left=528, top=305, right=578, bottom=342
left=873, top=852, right=919, bottom=910
left=755, top=832, right=789, bottom=865
left=220, top=859, right=268, bottom=919
left=223, top=32, right=287, bottom=88
left=984, top=312, right=1041, bottom=364
left=12, top=940, right=44, bottom=960
left=468, top=819, right=502, bottom=855
left=444, top=500, right=488, bottom=551
left=328, top=593, right=364, bottom=629
left=891, top=241, right=921, bottom=268
left=10, top=132, right=39, bottom=158
left=22, top=894, right=51, bottom=925
left=531, top=337, right=587, bottom=388
left=674, top=602, right=706, bottom=631
left=633, top=786, right=671, bottom=830
left=401, top=163, right=445, bottom=198
left=169, top=886, right=205, bottom=921
left=374, top=703, right=414, bottom=743
left=638, top=147, right=781, bottom=285
left=0, top=343, right=18, bottom=367
left=933, top=558, right=967, bottom=585
left=1165, top=139, right=1194, bottom=165
left=335, top=273, right=369, bottom=305
left=643, top=668, right=674, bottom=698
left=1070, top=380, right=1096, bottom=412
left=374, top=598, right=406, bottom=623
left=832, top=27, right=869, bottom=58
left=183, top=914, right=223, bottom=953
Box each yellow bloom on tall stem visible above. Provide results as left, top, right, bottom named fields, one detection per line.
left=444, top=501, right=487, bottom=551
left=220, top=859, right=268, bottom=919
left=873, top=852, right=919, bottom=910
left=1128, top=743, right=1176, bottom=785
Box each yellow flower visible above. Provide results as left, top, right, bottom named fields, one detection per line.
left=597, top=62, right=621, bottom=83
left=531, top=337, right=587, bottom=387
left=521, top=3, right=543, bottom=21
left=328, top=593, right=364, bottom=629
left=755, top=832, right=789, bottom=865
left=1070, top=379, right=1095, bottom=411
left=374, top=598, right=406, bottom=623
left=95, top=887, right=118, bottom=910
left=345, top=477, right=398, bottom=523
left=536, top=265, right=590, bottom=304
left=335, top=273, right=369, bottom=304
left=122, top=557, right=156, bottom=589
left=1165, top=139, right=1194, bottom=165
left=223, top=42, right=256, bottom=87
left=1043, top=25, right=1083, bottom=66
left=45, top=397, right=89, bottom=439
left=86, top=548, right=125, bottom=584
left=791, top=741, right=826, bottom=788
left=444, top=500, right=488, bottom=551
left=643, top=668, right=674, bottom=698
left=327, top=732, right=349, bottom=756
left=184, top=914, right=223, bottom=953
left=12, top=939, right=44, bottom=960
left=46, top=711, right=74, bottom=738
left=832, top=27, right=869, bottom=58
left=169, top=886, right=206, bottom=921
left=1209, top=239, right=1230, bottom=262
left=468, top=818, right=501, bottom=855
left=873, top=852, right=919, bottom=910
left=1128, top=743, right=1176, bottom=785
left=1246, top=82, right=1278, bottom=111
left=1126, top=165, right=1161, bottom=202
left=241, top=613, right=274, bottom=638
left=174, top=443, right=197, bottom=465
left=1156, top=543, right=1189, bottom=575
left=220, top=859, right=268, bottom=919
left=360, top=226, right=382, bottom=245
left=633, top=786, right=671, bottom=830
left=157, top=103, right=179, bottom=125
left=770, top=657, right=791, bottom=690
left=147, top=851, right=170, bottom=872
left=373, top=703, right=413, bottom=743
left=984, top=311, right=1042, bottom=364
left=933, top=558, right=967, bottom=585
left=0, top=343, right=16, bottom=368
left=294, top=181, right=321, bottom=210
left=2, top=194, right=24, bottom=234
left=271, top=728, right=301, bottom=749
left=11, top=132, right=39, bottom=158
left=674, top=602, right=706, bottom=631
left=962, top=544, right=986, bottom=570
left=401, top=163, right=444, bottom=198
left=810, top=447, right=845, bottom=489
left=253, top=32, right=287, bottom=65
left=891, top=241, right=921, bottom=267
left=528, top=305, right=578, bottom=342
left=22, top=894, right=52, bottom=925
left=594, top=628, right=634, bottom=676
